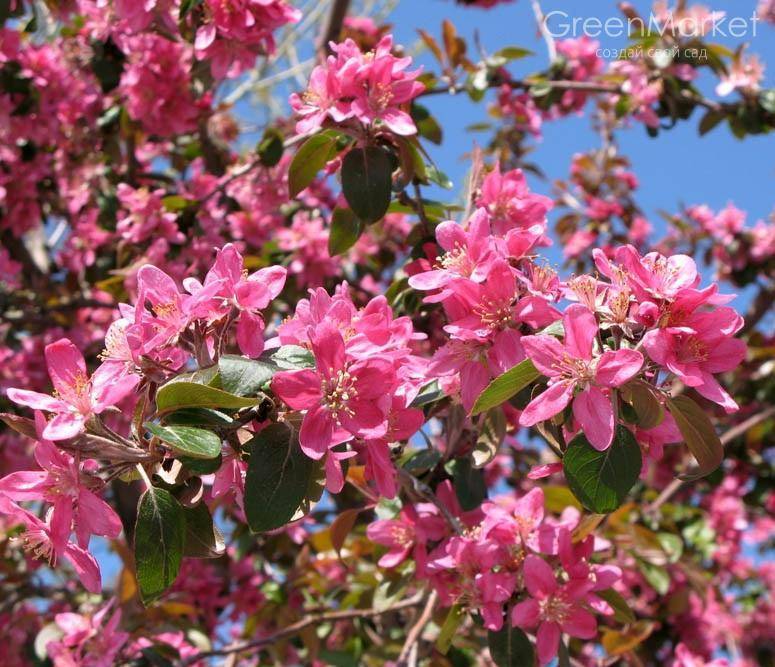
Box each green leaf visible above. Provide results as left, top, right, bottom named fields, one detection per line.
left=161, top=195, right=194, bottom=212
left=402, top=448, right=442, bottom=473
left=218, top=355, right=274, bottom=397
left=409, top=380, right=444, bottom=408
left=699, top=109, right=725, bottom=136
left=341, top=146, right=393, bottom=224
left=622, top=381, right=664, bottom=430
left=563, top=426, right=642, bottom=513
left=288, top=130, right=342, bottom=197
left=473, top=408, right=506, bottom=467
left=447, top=457, right=487, bottom=511
left=471, top=359, right=541, bottom=416
left=495, top=46, right=534, bottom=61
left=134, top=487, right=185, bottom=604
left=436, top=604, right=466, bottom=654
left=257, top=127, right=284, bottom=167
left=155, top=380, right=259, bottom=414
left=666, top=395, right=723, bottom=479
left=270, top=345, right=316, bottom=370
left=163, top=408, right=233, bottom=428
left=598, top=588, right=636, bottom=624
left=410, top=103, right=443, bottom=145
left=244, top=423, right=315, bottom=532
left=637, top=560, right=670, bottom=595
left=328, top=207, right=362, bottom=255
left=487, top=625, right=535, bottom=667
left=179, top=453, right=222, bottom=475
left=183, top=503, right=225, bottom=559
left=145, top=423, right=222, bottom=459
left=425, top=163, right=453, bottom=189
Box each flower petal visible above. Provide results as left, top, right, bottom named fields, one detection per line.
left=519, top=382, right=574, bottom=427
left=573, top=386, right=615, bottom=451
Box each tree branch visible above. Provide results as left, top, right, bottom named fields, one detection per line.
left=317, top=0, right=351, bottom=58
left=396, top=590, right=438, bottom=667
left=178, top=593, right=424, bottom=666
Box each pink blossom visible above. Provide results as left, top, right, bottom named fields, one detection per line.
left=408, top=210, right=499, bottom=301
left=271, top=323, right=392, bottom=459
left=476, top=165, right=553, bottom=240
left=366, top=504, right=446, bottom=570
left=185, top=243, right=286, bottom=357
left=195, top=0, right=301, bottom=79
left=716, top=54, right=764, bottom=97
left=290, top=35, right=423, bottom=136
left=0, top=412, right=122, bottom=548
left=519, top=305, right=644, bottom=450
left=46, top=602, right=128, bottom=667
left=0, top=494, right=101, bottom=592
left=7, top=339, right=138, bottom=440
left=511, top=555, right=598, bottom=665
left=642, top=307, right=745, bottom=412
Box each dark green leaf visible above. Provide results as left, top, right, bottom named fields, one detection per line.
left=759, top=89, right=775, bottom=114
left=448, top=457, right=487, bottom=511
left=563, top=426, right=642, bottom=513
left=402, top=448, right=442, bottom=473
left=244, top=423, right=315, bottom=532
left=410, top=103, right=443, bottom=144
left=257, top=127, right=284, bottom=167
left=163, top=408, right=234, bottom=428
left=218, top=355, right=274, bottom=397
left=145, top=423, right=222, bottom=459
left=471, top=359, right=541, bottom=416
left=666, top=395, right=723, bottom=479
left=487, top=625, right=535, bottom=667
left=699, top=109, right=725, bottom=136
left=183, top=504, right=225, bottom=559
left=134, top=487, right=185, bottom=604
left=328, top=207, right=362, bottom=255
left=409, top=380, right=444, bottom=407
left=288, top=130, right=342, bottom=197
left=341, top=146, right=393, bottom=223
left=179, top=453, right=222, bottom=475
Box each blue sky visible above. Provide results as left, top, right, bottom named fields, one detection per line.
left=386, top=0, right=774, bottom=282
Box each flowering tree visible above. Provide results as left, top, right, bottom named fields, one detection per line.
left=1, top=0, right=774, bottom=665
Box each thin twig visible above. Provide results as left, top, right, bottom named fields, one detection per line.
left=396, top=590, right=438, bottom=667
left=178, top=593, right=424, bottom=666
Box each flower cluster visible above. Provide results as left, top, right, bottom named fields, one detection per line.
left=272, top=285, right=426, bottom=496
left=409, top=166, right=745, bottom=453
left=290, top=35, right=425, bottom=136
left=194, top=0, right=302, bottom=79
left=369, top=486, right=620, bottom=665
